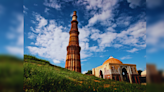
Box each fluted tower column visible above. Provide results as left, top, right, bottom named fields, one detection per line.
left=65, top=11, right=81, bottom=73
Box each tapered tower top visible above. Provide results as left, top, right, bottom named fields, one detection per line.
left=72, top=11, right=77, bottom=21
left=73, top=11, right=76, bottom=16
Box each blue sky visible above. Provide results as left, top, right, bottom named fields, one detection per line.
left=0, top=0, right=23, bottom=58
left=0, top=0, right=164, bottom=74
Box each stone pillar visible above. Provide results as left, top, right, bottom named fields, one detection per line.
left=115, top=76, right=117, bottom=81
left=109, top=69, right=113, bottom=79
left=134, top=76, right=137, bottom=83
left=119, top=67, right=123, bottom=81
left=127, top=66, right=132, bottom=84
left=119, top=76, right=121, bottom=81
left=137, top=76, right=140, bottom=84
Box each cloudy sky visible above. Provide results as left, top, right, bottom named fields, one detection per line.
left=0, top=0, right=23, bottom=57
left=0, top=0, right=164, bottom=73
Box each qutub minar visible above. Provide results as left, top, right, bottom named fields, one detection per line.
left=65, top=11, right=81, bottom=73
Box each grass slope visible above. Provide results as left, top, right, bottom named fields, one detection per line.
left=24, top=55, right=146, bottom=92
left=0, top=55, right=23, bottom=92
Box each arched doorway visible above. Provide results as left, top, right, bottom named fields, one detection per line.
left=122, top=68, right=129, bottom=82
left=99, top=70, right=103, bottom=78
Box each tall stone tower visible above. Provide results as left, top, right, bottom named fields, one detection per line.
left=65, top=11, right=81, bottom=73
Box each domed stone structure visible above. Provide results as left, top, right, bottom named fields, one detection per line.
left=92, top=56, right=140, bottom=84
left=141, top=70, right=146, bottom=77
left=103, top=56, right=123, bottom=65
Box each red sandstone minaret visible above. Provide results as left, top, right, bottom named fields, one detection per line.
left=65, top=11, right=81, bottom=73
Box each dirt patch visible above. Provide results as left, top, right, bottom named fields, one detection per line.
left=68, top=77, right=76, bottom=81
left=54, top=68, right=60, bottom=71
left=79, top=81, right=83, bottom=84
left=141, top=83, right=146, bottom=85
left=111, top=82, right=116, bottom=84
left=37, top=64, right=42, bottom=66
left=104, top=84, right=110, bottom=88
left=68, top=77, right=83, bottom=84
left=94, top=80, right=100, bottom=82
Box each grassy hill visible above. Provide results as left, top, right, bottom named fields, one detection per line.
left=0, top=55, right=23, bottom=92
left=23, top=55, right=146, bottom=92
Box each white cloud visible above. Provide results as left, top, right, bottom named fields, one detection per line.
left=17, top=34, right=23, bottom=46
left=117, top=21, right=146, bottom=48
left=81, top=59, right=87, bottom=62
left=98, top=32, right=117, bottom=47
left=6, top=46, right=23, bottom=55
left=147, top=21, right=164, bottom=46
left=6, top=33, right=15, bottom=39
left=93, top=21, right=145, bottom=51
left=76, top=0, right=146, bottom=53
left=147, top=20, right=164, bottom=53
left=31, top=42, right=35, bottom=45
left=79, top=27, right=91, bottom=42
left=116, top=15, right=132, bottom=27
left=78, top=27, right=103, bottom=58
left=31, top=12, right=48, bottom=33
left=106, top=27, right=115, bottom=32
left=23, top=5, right=28, bottom=10
left=147, top=48, right=157, bottom=53
left=82, top=71, right=87, bottom=74
left=44, top=7, right=50, bottom=14
left=23, top=5, right=28, bottom=14
left=77, top=0, right=118, bottom=26
left=35, top=14, right=48, bottom=28
left=90, top=32, right=100, bottom=41
left=28, top=32, right=36, bottom=39
left=31, top=20, right=36, bottom=24
left=88, top=10, right=112, bottom=26
left=121, top=55, right=132, bottom=60
left=27, top=13, right=70, bottom=63
left=127, top=48, right=138, bottom=53
left=80, top=50, right=92, bottom=59
left=5, top=13, right=24, bottom=57
left=43, top=0, right=61, bottom=10
left=89, top=46, right=101, bottom=52
left=127, top=0, right=143, bottom=8
left=27, top=13, right=104, bottom=63
left=53, top=59, right=60, bottom=63
left=27, top=24, right=69, bottom=61
left=90, top=21, right=146, bottom=53
left=113, top=44, right=122, bottom=48
left=78, top=0, right=118, bottom=11
left=70, top=12, right=73, bottom=17
left=91, top=31, right=118, bottom=51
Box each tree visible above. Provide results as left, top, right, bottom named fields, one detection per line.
left=85, top=70, right=92, bottom=74
left=138, top=70, right=142, bottom=76
left=158, top=70, right=163, bottom=76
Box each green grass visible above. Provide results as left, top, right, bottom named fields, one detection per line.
left=23, top=55, right=146, bottom=92
left=0, top=55, right=23, bottom=92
